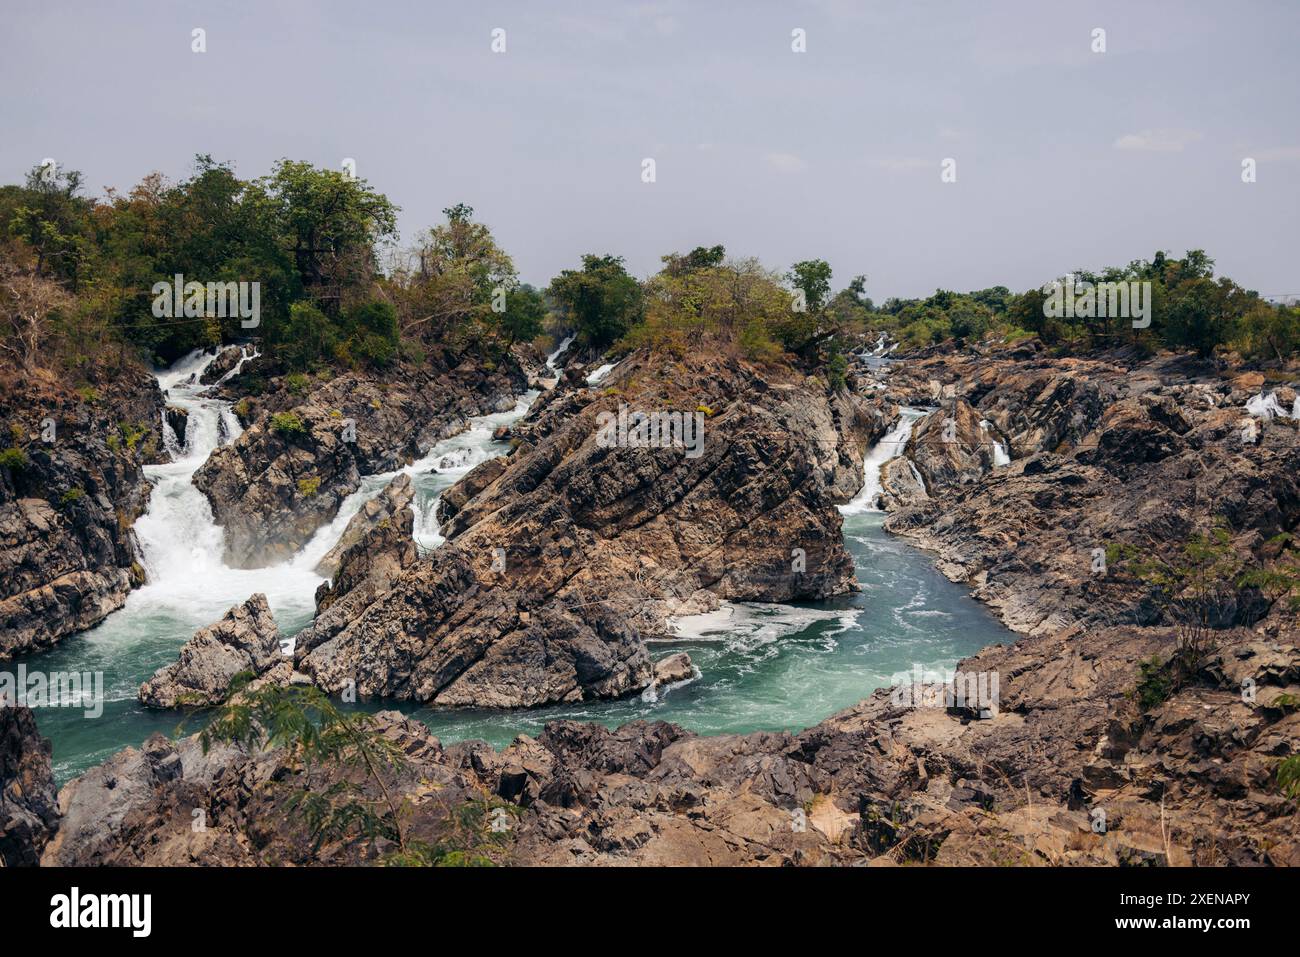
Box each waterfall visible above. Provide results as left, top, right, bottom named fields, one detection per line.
left=125, top=350, right=323, bottom=628
left=293, top=389, right=541, bottom=566
left=981, top=419, right=1011, bottom=467
left=586, top=362, right=616, bottom=385
left=839, top=408, right=927, bottom=515
left=545, top=335, right=573, bottom=373
left=1246, top=390, right=1296, bottom=421
left=214, top=344, right=261, bottom=386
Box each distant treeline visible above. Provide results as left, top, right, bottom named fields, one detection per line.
left=2, top=156, right=1296, bottom=389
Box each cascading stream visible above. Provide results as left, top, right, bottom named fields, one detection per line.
left=838, top=408, right=927, bottom=514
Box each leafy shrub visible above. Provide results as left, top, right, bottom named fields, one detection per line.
left=297, top=476, right=321, bottom=497
left=270, top=412, right=308, bottom=437
left=0, top=447, right=29, bottom=471
left=1134, top=656, right=1173, bottom=711
left=117, top=422, right=148, bottom=450
left=738, top=322, right=782, bottom=364
left=286, top=372, right=310, bottom=395
left=825, top=351, right=849, bottom=391
left=1278, top=755, right=1300, bottom=800
left=59, top=487, right=84, bottom=506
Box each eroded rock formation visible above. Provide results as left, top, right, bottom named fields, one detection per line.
left=0, top=366, right=163, bottom=658
left=138, top=593, right=289, bottom=708
left=292, top=349, right=884, bottom=708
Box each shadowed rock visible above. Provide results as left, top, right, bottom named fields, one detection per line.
left=0, top=704, right=60, bottom=866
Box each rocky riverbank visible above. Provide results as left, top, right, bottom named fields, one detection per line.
left=7, top=340, right=1299, bottom=866
left=0, top=364, right=164, bottom=659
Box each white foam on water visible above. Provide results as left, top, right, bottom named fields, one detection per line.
left=981, top=420, right=1011, bottom=467
left=100, top=350, right=322, bottom=645
left=667, top=602, right=859, bottom=655
left=89, top=356, right=541, bottom=652
left=297, top=389, right=541, bottom=565
left=839, top=408, right=927, bottom=515
left=586, top=362, right=615, bottom=385
left=546, top=335, right=573, bottom=372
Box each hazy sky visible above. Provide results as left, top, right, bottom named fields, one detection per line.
left=2, top=1, right=1297, bottom=299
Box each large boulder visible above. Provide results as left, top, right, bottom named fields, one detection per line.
left=905, top=399, right=994, bottom=492
left=139, top=593, right=287, bottom=708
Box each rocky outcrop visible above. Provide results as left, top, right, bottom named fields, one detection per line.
left=42, top=713, right=479, bottom=866
left=164, top=406, right=189, bottom=448
left=314, top=473, right=414, bottom=580
left=0, top=704, right=60, bottom=866
left=313, top=476, right=417, bottom=617
left=878, top=456, right=928, bottom=510
left=138, top=594, right=288, bottom=708
left=293, top=349, right=880, bottom=708
left=194, top=358, right=526, bottom=568
left=39, top=341, right=1300, bottom=868
left=198, top=344, right=258, bottom=386
left=905, top=399, right=996, bottom=492
left=0, top=365, right=163, bottom=658
left=40, top=730, right=247, bottom=866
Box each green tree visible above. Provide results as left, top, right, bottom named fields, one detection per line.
left=498, top=283, right=547, bottom=344
left=787, top=259, right=832, bottom=313
left=199, top=676, right=515, bottom=865
left=548, top=254, right=644, bottom=348
left=393, top=203, right=517, bottom=347
left=661, top=244, right=726, bottom=277
left=245, top=160, right=398, bottom=313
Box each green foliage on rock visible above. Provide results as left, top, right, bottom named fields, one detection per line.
left=200, top=676, right=512, bottom=866
left=270, top=411, right=307, bottom=437
left=0, top=446, right=29, bottom=471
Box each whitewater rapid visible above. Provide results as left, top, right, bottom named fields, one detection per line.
left=839, top=408, right=928, bottom=514
left=103, top=349, right=543, bottom=647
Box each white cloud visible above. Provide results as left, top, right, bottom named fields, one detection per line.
left=1112, top=129, right=1204, bottom=152
left=764, top=152, right=807, bottom=173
